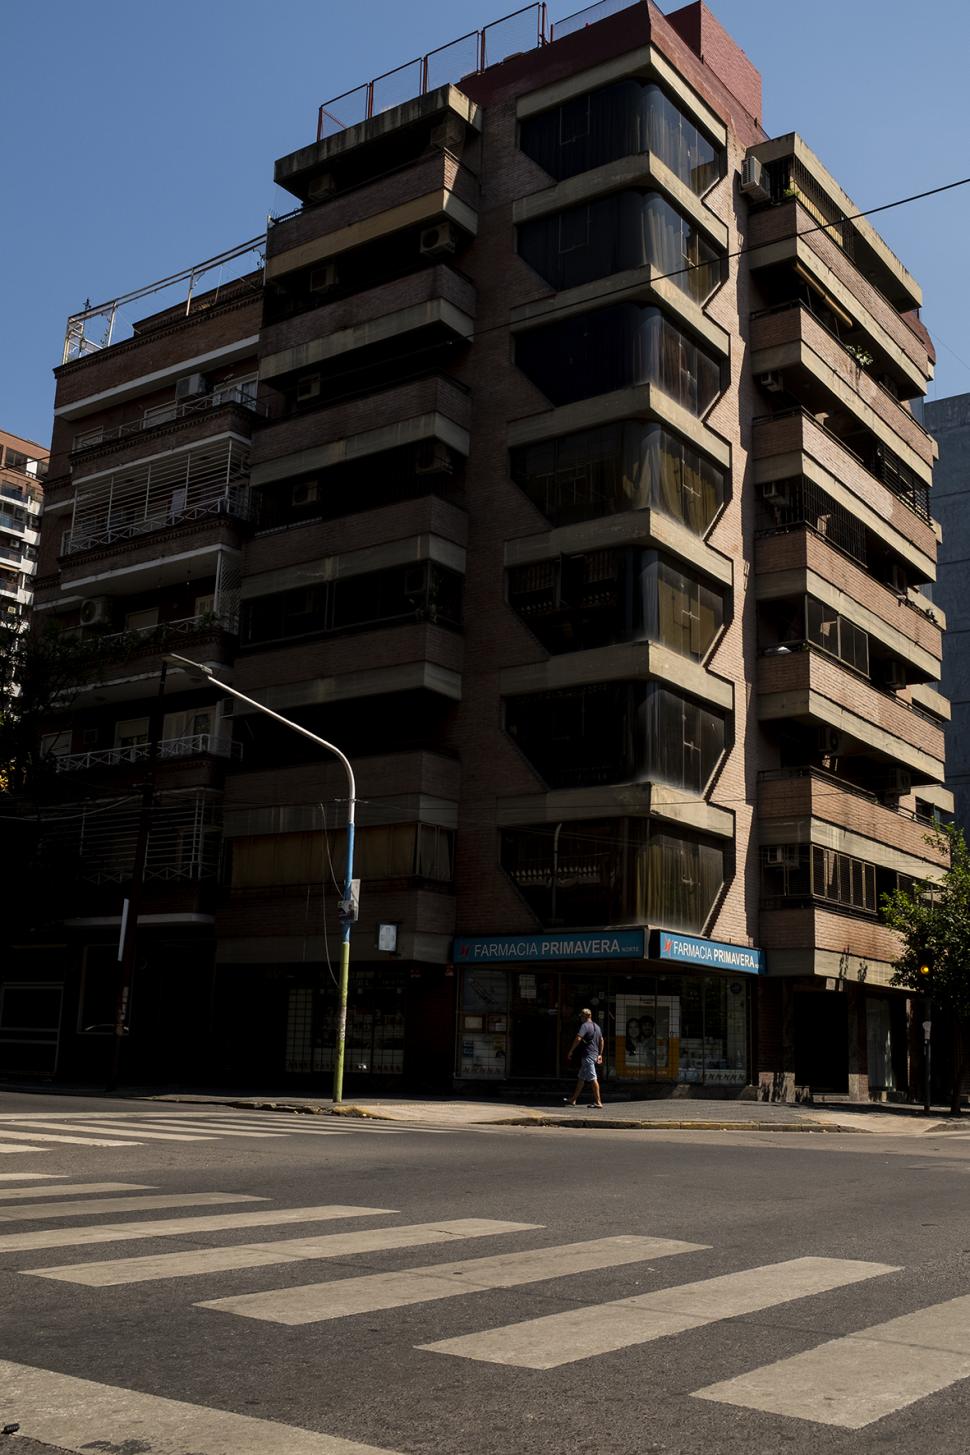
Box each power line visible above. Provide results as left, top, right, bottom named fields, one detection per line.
left=252, top=170, right=970, bottom=408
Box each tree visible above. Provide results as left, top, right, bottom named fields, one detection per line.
left=881, top=823, right=970, bottom=1115
left=0, top=617, right=105, bottom=795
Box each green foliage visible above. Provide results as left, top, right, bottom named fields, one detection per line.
left=0, top=619, right=104, bottom=795
left=881, top=824, right=970, bottom=1017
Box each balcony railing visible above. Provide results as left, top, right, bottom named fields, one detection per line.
left=54, top=733, right=242, bottom=773
left=758, top=766, right=925, bottom=824
left=37, top=790, right=222, bottom=883
left=72, top=386, right=267, bottom=455
left=64, top=486, right=251, bottom=554
left=96, top=610, right=239, bottom=654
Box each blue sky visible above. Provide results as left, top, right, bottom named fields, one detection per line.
left=3, top=0, right=969, bottom=448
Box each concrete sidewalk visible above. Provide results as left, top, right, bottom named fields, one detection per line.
left=140, top=1090, right=961, bottom=1136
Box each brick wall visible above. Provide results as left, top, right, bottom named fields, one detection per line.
left=243, top=496, right=467, bottom=580
left=758, top=774, right=950, bottom=865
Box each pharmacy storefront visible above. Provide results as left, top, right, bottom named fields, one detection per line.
left=452, top=930, right=762, bottom=1090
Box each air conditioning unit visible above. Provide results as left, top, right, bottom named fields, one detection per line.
left=419, top=222, right=457, bottom=258
left=885, top=661, right=907, bottom=691
left=79, top=596, right=113, bottom=628
left=290, top=479, right=320, bottom=507
left=309, top=262, right=339, bottom=294
left=307, top=171, right=336, bottom=201
left=885, top=768, right=912, bottom=797
left=759, top=371, right=785, bottom=393
left=886, top=562, right=908, bottom=596
left=761, top=481, right=790, bottom=504
left=404, top=563, right=430, bottom=597
left=414, top=441, right=453, bottom=476
left=296, top=374, right=321, bottom=403
left=740, top=155, right=771, bottom=204
left=175, top=373, right=208, bottom=401
left=765, top=845, right=800, bottom=868
left=816, top=726, right=843, bottom=757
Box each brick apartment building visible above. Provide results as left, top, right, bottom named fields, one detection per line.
left=2, top=0, right=949, bottom=1099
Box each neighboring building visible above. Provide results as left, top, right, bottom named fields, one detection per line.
left=924, top=393, right=970, bottom=837
left=0, top=428, right=46, bottom=627
left=2, top=0, right=948, bottom=1099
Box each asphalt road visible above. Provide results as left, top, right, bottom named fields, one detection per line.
left=2, top=1090, right=970, bottom=1455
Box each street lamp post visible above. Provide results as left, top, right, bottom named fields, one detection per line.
left=167, top=653, right=357, bottom=1103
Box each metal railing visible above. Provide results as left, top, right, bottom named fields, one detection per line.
left=317, top=4, right=547, bottom=139
left=551, top=0, right=636, bottom=39
left=64, top=487, right=251, bottom=554
left=95, top=611, right=238, bottom=654
left=54, top=733, right=242, bottom=774
left=72, top=387, right=266, bottom=455
left=37, top=790, right=223, bottom=883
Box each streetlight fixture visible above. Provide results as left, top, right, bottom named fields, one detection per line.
left=166, top=653, right=358, bottom=1103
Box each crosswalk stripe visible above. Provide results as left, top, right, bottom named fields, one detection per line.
left=26, top=1218, right=542, bottom=1287
left=0, top=1127, right=142, bottom=1148
left=94, top=1119, right=286, bottom=1139
left=0, top=1172, right=56, bottom=1181
left=157, top=1117, right=405, bottom=1137
left=0, top=1143, right=46, bottom=1154
left=136, top=1118, right=344, bottom=1138
left=0, top=1203, right=394, bottom=1254
left=0, top=1119, right=219, bottom=1143
left=0, top=1192, right=263, bottom=1223
left=197, top=1234, right=704, bottom=1327
left=419, top=1256, right=899, bottom=1369
left=0, top=1182, right=153, bottom=1202
left=693, top=1291, right=970, bottom=1428
left=0, top=1357, right=402, bottom=1455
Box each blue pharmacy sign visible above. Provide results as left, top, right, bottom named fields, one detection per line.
left=452, top=930, right=646, bottom=965
left=653, top=930, right=764, bottom=974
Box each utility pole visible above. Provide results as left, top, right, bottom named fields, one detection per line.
left=107, top=662, right=167, bottom=1091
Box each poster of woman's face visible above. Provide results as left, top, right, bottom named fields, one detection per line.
left=615, top=995, right=678, bottom=1079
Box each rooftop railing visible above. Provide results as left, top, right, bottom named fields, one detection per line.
left=317, top=3, right=548, bottom=139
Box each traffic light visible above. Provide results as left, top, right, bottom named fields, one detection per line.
left=917, top=949, right=934, bottom=980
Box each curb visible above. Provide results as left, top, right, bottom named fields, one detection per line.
left=491, top=1117, right=865, bottom=1132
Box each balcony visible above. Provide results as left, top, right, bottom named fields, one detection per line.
left=36, top=789, right=223, bottom=885
left=757, top=645, right=945, bottom=782
left=54, top=733, right=242, bottom=774
left=759, top=904, right=901, bottom=984
left=747, top=200, right=932, bottom=392
left=745, top=135, right=921, bottom=312
left=70, top=388, right=266, bottom=473
left=234, top=622, right=463, bottom=713
left=259, top=266, right=476, bottom=385
left=755, top=527, right=942, bottom=678
left=751, top=304, right=935, bottom=476
left=266, top=151, right=480, bottom=282
left=751, top=411, right=937, bottom=573
left=252, top=374, right=471, bottom=486
left=758, top=768, right=951, bottom=867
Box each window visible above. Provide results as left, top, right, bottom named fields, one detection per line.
left=125, top=608, right=159, bottom=632
left=230, top=823, right=454, bottom=889
left=3, top=448, right=28, bottom=473
left=501, top=818, right=724, bottom=932
left=241, top=563, right=463, bottom=647
left=507, top=546, right=724, bottom=659
left=40, top=730, right=72, bottom=759
left=504, top=681, right=724, bottom=793
left=515, top=304, right=721, bottom=415
left=296, top=375, right=321, bottom=402
left=115, top=718, right=148, bottom=749
left=518, top=191, right=723, bottom=300
left=762, top=845, right=877, bottom=915
left=805, top=598, right=870, bottom=675
left=520, top=79, right=722, bottom=194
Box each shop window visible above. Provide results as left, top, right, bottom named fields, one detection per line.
left=77, top=946, right=124, bottom=1034
left=520, top=79, right=722, bottom=194
left=518, top=191, right=723, bottom=300
left=515, top=303, right=721, bottom=416
left=286, top=969, right=405, bottom=1075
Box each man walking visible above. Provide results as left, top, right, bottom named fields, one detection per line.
left=564, top=1007, right=605, bottom=1107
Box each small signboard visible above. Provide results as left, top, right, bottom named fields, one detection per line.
left=452, top=930, right=646, bottom=965
left=653, top=931, right=764, bottom=975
